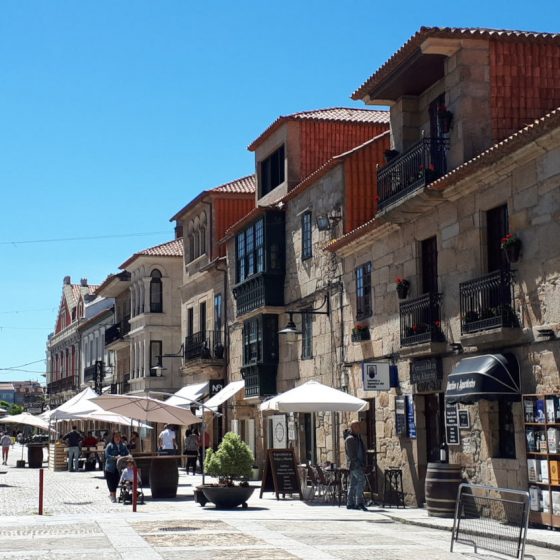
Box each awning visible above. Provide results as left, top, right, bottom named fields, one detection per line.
left=203, top=380, right=245, bottom=411
left=165, top=382, right=208, bottom=407
left=445, top=353, right=520, bottom=404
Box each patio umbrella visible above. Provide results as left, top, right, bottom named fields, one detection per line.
left=91, top=394, right=201, bottom=426
left=0, top=412, right=53, bottom=431
left=259, top=380, right=369, bottom=413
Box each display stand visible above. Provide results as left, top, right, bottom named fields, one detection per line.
left=522, top=393, right=560, bottom=528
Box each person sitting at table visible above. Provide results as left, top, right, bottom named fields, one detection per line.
left=82, top=431, right=97, bottom=447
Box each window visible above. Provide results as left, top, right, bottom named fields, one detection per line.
left=243, top=317, right=262, bottom=365
left=236, top=218, right=265, bottom=283
left=149, top=340, right=162, bottom=376
left=187, top=307, right=194, bottom=337
left=498, top=401, right=516, bottom=459
left=214, top=294, right=223, bottom=332
left=260, top=145, right=285, bottom=196
left=487, top=204, right=509, bottom=272
left=301, top=312, right=313, bottom=359
left=199, top=301, right=207, bottom=334
left=150, top=269, right=163, bottom=313
left=187, top=211, right=207, bottom=262
left=356, top=262, right=372, bottom=319
left=301, top=211, right=312, bottom=260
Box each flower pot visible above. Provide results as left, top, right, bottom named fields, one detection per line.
left=503, top=241, right=521, bottom=263
left=396, top=284, right=409, bottom=299
left=199, top=484, right=255, bottom=509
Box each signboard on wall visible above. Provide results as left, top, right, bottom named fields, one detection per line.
left=410, top=358, right=443, bottom=393
left=209, top=379, right=225, bottom=396
left=362, top=362, right=391, bottom=391
left=406, top=395, right=417, bottom=439
left=395, top=396, right=407, bottom=436
left=445, top=401, right=460, bottom=445
left=271, top=415, right=287, bottom=449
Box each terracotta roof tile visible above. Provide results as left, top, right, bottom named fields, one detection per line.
left=210, top=174, right=256, bottom=194
left=169, top=175, right=255, bottom=222
left=119, top=239, right=183, bottom=269
left=352, top=26, right=560, bottom=100
left=248, top=107, right=389, bottom=151
left=328, top=106, right=560, bottom=252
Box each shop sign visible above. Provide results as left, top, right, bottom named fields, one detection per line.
left=458, top=410, right=470, bottom=429
left=445, top=401, right=460, bottom=446
left=410, top=358, right=442, bottom=393
left=362, top=362, right=391, bottom=391
left=395, top=396, right=407, bottom=435
left=209, top=379, right=225, bottom=396
left=406, top=395, right=416, bottom=439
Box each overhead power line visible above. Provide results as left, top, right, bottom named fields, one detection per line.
left=1, top=231, right=169, bottom=246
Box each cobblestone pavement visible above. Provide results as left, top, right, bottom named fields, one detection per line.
left=0, top=446, right=557, bottom=560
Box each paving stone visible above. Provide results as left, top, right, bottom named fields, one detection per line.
left=145, top=531, right=261, bottom=547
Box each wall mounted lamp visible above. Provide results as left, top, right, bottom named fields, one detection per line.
left=150, top=366, right=166, bottom=377
left=316, top=212, right=342, bottom=232
left=278, top=294, right=330, bottom=336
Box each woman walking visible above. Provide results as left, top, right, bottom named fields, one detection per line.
left=104, top=432, right=128, bottom=503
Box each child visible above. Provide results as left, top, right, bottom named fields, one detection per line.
left=119, top=458, right=138, bottom=486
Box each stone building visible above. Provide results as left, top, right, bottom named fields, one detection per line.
left=323, top=27, right=560, bottom=505
left=46, top=277, right=99, bottom=406
left=224, top=108, right=390, bottom=466
left=170, top=174, right=255, bottom=446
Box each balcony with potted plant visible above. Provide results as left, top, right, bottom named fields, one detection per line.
left=351, top=323, right=370, bottom=343
left=500, top=233, right=522, bottom=264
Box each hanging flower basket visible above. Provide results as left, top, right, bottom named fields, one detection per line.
left=395, top=277, right=410, bottom=299
left=500, top=234, right=522, bottom=263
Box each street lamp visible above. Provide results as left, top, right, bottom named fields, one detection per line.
left=278, top=293, right=330, bottom=337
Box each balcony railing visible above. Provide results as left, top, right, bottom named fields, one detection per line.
left=460, top=270, right=517, bottom=334
left=233, top=272, right=284, bottom=316
left=47, top=377, right=76, bottom=395
left=84, top=364, right=97, bottom=383
left=104, top=316, right=131, bottom=346
left=241, top=364, right=277, bottom=398
left=377, top=137, right=449, bottom=210
left=184, top=330, right=225, bottom=361
left=400, top=292, right=444, bottom=346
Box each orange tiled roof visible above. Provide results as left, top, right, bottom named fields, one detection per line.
left=71, top=283, right=98, bottom=302
left=119, top=239, right=183, bottom=269
left=169, top=175, right=255, bottom=222
left=211, top=174, right=256, bottom=194
left=327, top=106, right=560, bottom=252
left=352, top=26, right=560, bottom=100
left=248, top=107, right=389, bottom=151
left=280, top=131, right=391, bottom=204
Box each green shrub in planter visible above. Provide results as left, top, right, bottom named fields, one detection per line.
left=204, top=432, right=254, bottom=486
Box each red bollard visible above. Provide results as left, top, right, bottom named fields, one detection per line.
left=132, top=465, right=138, bottom=512
left=38, top=468, right=44, bottom=515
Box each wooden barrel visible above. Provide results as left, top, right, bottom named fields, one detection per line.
left=149, top=457, right=179, bottom=499
left=27, top=445, right=45, bottom=468
left=425, top=463, right=462, bottom=518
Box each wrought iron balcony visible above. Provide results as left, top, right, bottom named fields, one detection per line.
left=460, top=270, right=517, bottom=334
left=377, top=137, right=449, bottom=210
left=47, top=377, right=76, bottom=394
left=233, top=272, right=284, bottom=316
left=400, top=292, right=444, bottom=346
left=104, top=316, right=131, bottom=346
left=241, top=364, right=277, bottom=398
left=184, top=330, right=225, bottom=361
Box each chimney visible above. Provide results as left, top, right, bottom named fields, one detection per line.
left=63, top=276, right=71, bottom=285
left=80, top=278, right=88, bottom=287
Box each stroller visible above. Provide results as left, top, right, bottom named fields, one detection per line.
left=117, top=456, right=145, bottom=505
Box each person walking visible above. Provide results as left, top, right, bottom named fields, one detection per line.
left=344, top=421, right=368, bottom=511
left=104, top=432, right=128, bottom=503
left=158, top=424, right=177, bottom=455
left=1, top=432, right=12, bottom=465
left=184, top=429, right=199, bottom=475
left=62, top=425, right=83, bottom=472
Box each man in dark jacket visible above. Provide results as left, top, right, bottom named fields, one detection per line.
left=344, top=421, right=367, bottom=511
left=62, top=426, right=83, bottom=472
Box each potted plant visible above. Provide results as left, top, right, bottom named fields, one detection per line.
left=500, top=233, right=522, bottom=263
left=198, top=432, right=255, bottom=509
left=351, top=323, right=370, bottom=342
left=437, top=104, right=454, bottom=134
left=395, top=277, right=410, bottom=299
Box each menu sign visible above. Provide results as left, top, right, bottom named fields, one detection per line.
left=395, top=396, right=407, bottom=436
left=445, top=401, right=460, bottom=445
left=410, top=358, right=442, bottom=393
left=260, top=449, right=302, bottom=500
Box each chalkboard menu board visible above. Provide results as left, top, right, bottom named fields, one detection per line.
left=395, top=396, right=407, bottom=436
left=445, top=401, right=460, bottom=445
left=260, top=448, right=302, bottom=500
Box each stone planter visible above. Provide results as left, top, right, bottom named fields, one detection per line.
left=199, top=485, right=255, bottom=509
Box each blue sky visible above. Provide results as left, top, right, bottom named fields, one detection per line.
left=0, top=1, right=558, bottom=383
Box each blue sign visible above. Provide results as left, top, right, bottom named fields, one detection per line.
left=406, top=395, right=416, bottom=439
